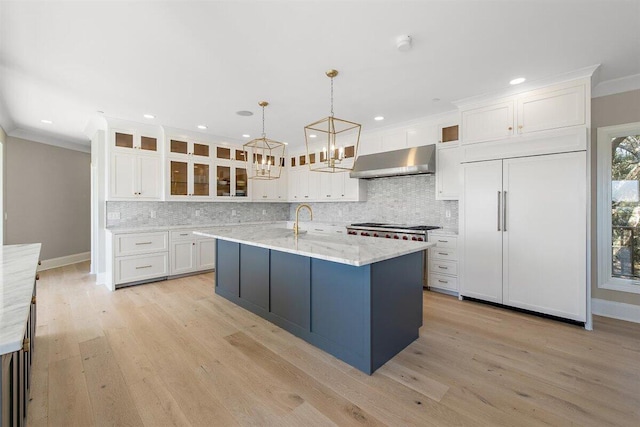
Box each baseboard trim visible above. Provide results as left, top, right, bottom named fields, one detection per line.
left=38, top=251, right=91, bottom=271
left=592, top=298, right=640, bottom=324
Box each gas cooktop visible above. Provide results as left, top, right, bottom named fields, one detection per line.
left=349, top=223, right=441, bottom=231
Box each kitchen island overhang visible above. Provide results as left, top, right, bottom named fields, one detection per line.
left=196, top=226, right=434, bottom=374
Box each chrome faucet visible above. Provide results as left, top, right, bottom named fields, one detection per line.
left=294, top=204, right=313, bottom=236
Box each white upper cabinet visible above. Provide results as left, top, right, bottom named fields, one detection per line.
left=516, top=84, right=585, bottom=134
left=168, top=138, right=213, bottom=159
left=461, top=101, right=515, bottom=144
left=108, top=127, right=162, bottom=200
left=381, top=129, right=407, bottom=152
left=461, top=80, right=587, bottom=145
left=408, top=123, right=439, bottom=148
left=436, top=145, right=461, bottom=200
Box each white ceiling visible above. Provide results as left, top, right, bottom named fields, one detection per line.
left=1, top=0, right=639, bottom=150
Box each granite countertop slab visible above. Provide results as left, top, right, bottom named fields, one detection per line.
left=428, top=228, right=458, bottom=236
left=0, top=243, right=41, bottom=355
left=195, top=225, right=434, bottom=266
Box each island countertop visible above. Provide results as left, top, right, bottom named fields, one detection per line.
left=195, top=225, right=434, bottom=266
left=0, top=243, right=41, bottom=354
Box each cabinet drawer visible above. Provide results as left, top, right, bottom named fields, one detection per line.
left=429, top=273, right=458, bottom=291
left=115, top=232, right=168, bottom=256
left=431, top=247, right=458, bottom=261
left=115, top=253, right=168, bottom=285
left=430, top=236, right=457, bottom=249
left=430, top=259, right=458, bottom=276
left=171, top=230, right=195, bottom=241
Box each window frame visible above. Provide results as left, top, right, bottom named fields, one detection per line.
left=597, top=122, right=640, bottom=294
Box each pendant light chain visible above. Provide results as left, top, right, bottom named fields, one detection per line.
left=330, top=76, right=334, bottom=118
left=261, top=105, right=266, bottom=138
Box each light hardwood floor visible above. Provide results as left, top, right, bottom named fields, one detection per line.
left=27, top=261, right=640, bottom=426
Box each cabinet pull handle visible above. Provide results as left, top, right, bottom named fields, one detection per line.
left=497, top=191, right=502, bottom=231
left=438, top=266, right=448, bottom=270
left=438, top=252, right=448, bottom=256
left=438, top=279, right=448, bottom=284
left=180, top=233, right=189, bottom=236
left=503, top=191, right=508, bottom=232
left=437, top=240, right=448, bottom=243
left=135, top=265, right=152, bottom=269
left=135, top=242, right=153, bottom=245
left=22, top=338, right=30, bottom=352
left=35, top=274, right=39, bottom=280
left=31, top=296, right=36, bottom=304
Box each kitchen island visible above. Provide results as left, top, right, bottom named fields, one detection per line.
left=196, top=225, right=433, bottom=374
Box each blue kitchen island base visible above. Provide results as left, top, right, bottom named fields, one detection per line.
left=215, top=239, right=424, bottom=374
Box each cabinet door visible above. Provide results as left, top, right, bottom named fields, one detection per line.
left=138, top=155, right=161, bottom=199
left=192, top=162, right=211, bottom=197
left=343, top=175, right=360, bottom=200
left=171, top=241, right=196, bottom=275
left=115, top=253, right=168, bottom=285
left=381, top=130, right=407, bottom=151
left=110, top=153, right=136, bottom=199
left=169, top=159, right=189, bottom=196
left=216, top=165, right=232, bottom=197
left=517, top=85, right=585, bottom=134
left=318, top=172, right=343, bottom=200
left=460, top=160, right=503, bottom=303
left=252, top=179, right=267, bottom=201
left=197, top=239, right=216, bottom=270
left=436, top=146, right=460, bottom=200
left=462, top=101, right=514, bottom=144
left=306, top=170, right=319, bottom=200
left=239, top=245, right=269, bottom=311
left=502, top=152, right=586, bottom=321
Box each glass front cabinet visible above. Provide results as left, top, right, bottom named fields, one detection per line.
left=216, top=164, right=248, bottom=199
left=167, top=137, right=214, bottom=199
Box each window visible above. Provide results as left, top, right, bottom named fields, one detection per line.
left=597, top=122, right=640, bottom=293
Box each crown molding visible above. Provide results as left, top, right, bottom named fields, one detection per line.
left=592, top=73, right=640, bottom=98
left=453, top=64, right=601, bottom=109
left=8, top=128, right=90, bottom=153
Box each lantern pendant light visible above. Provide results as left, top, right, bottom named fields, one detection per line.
left=244, top=101, right=286, bottom=180
left=305, top=69, right=361, bottom=173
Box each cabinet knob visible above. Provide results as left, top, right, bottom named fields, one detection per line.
left=36, top=274, right=39, bottom=280
left=518, top=125, right=523, bottom=129
left=22, top=338, right=30, bottom=353
left=32, top=296, right=36, bottom=304
left=508, top=126, right=513, bottom=130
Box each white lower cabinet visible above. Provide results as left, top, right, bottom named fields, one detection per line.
left=113, top=231, right=169, bottom=287
left=428, top=232, right=458, bottom=293
left=169, top=230, right=216, bottom=275
left=460, top=151, right=587, bottom=321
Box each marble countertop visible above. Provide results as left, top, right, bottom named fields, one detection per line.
left=195, top=225, right=434, bottom=266
left=0, top=244, right=41, bottom=355
left=428, top=228, right=458, bottom=236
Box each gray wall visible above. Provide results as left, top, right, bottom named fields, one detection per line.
left=5, top=136, right=91, bottom=260
left=288, top=174, right=458, bottom=230
left=591, top=89, right=640, bottom=306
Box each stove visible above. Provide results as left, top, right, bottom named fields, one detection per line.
left=346, top=223, right=441, bottom=241
left=346, top=223, right=442, bottom=287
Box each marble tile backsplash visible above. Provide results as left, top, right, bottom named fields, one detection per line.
left=289, top=174, right=458, bottom=229
left=106, top=201, right=290, bottom=228
left=107, top=175, right=458, bottom=230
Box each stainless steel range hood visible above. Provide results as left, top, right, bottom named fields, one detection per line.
left=349, top=145, right=436, bottom=179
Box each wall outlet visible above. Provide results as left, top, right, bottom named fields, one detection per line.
left=107, top=212, right=120, bottom=220
left=195, top=209, right=200, bottom=217
left=231, top=209, right=237, bottom=217
left=445, top=209, right=451, bottom=218
left=262, top=209, right=266, bottom=215
left=338, top=209, right=342, bottom=217
left=150, top=210, right=157, bottom=218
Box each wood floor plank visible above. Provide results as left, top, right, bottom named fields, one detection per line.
left=47, top=356, right=94, bottom=427
left=79, top=336, right=144, bottom=427
left=127, top=375, right=192, bottom=427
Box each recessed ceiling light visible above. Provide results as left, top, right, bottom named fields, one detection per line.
left=41, top=119, right=53, bottom=124
left=309, top=134, right=317, bottom=138
left=143, top=114, right=155, bottom=119
left=236, top=110, right=253, bottom=117
left=510, top=77, right=526, bottom=85
left=374, top=116, right=384, bottom=121
left=242, top=134, right=250, bottom=138
left=197, top=125, right=207, bottom=130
